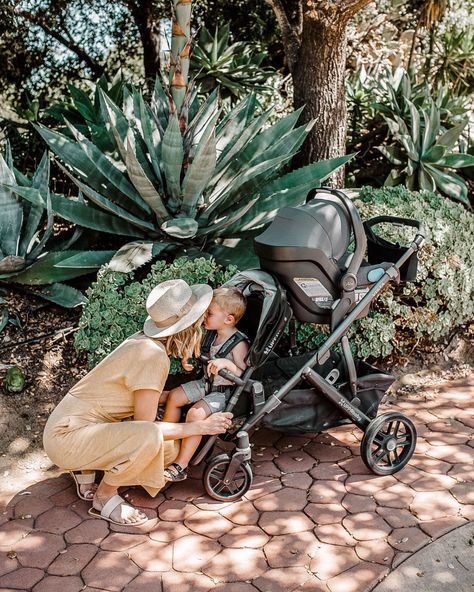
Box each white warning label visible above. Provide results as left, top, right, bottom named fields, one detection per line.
left=294, top=278, right=333, bottom=308
left=355, top=287, right=370, bottom=302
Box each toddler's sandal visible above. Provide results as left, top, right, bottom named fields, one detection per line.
left=164, top=463, right=188, bottom=482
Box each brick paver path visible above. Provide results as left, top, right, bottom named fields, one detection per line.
left=1, top=375, right=472, bottom=591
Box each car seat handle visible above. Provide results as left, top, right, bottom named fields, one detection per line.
left=316, top=187, right=367, bottom=280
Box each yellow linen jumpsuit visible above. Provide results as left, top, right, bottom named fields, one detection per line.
left=43, top=332, right=179, bottom=497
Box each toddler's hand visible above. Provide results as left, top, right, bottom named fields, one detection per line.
left=207, top=358, right=230, bottom=375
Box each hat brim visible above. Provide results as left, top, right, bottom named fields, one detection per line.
left=143, top=284, right=213, bottom=338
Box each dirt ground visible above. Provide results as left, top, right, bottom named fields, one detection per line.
left=1, top=288, right=473, bottom=499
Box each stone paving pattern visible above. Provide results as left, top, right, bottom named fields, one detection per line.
left=0, top=375, right=472, bottom=592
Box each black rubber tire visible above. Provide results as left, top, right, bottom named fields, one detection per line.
left=361, top=411, right=417, bottom=475
left=203, top=456, right=253, bottom=502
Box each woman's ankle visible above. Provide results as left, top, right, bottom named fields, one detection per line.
left=95, top=481, right=118, bottom=500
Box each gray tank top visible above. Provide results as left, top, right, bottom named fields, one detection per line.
left=207, top=337, right=236, bottom=387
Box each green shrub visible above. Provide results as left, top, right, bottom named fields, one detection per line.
left=297, top=186, right=474, bottom=360
left=74, top=256, right=237, bottom=373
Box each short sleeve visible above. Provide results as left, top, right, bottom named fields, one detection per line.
left=123, top=339, right=170, bottom=393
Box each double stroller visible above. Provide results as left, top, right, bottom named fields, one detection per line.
left=192, top=188, right=425, bottom=501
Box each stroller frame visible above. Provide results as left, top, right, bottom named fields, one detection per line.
left=193, top=188, right=426, bottom=502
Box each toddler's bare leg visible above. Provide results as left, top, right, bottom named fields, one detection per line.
left=173, top=401, right=210, bottom=469
left=163, top=386, right=188, bottom=423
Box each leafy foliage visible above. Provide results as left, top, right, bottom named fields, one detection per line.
left=0, top=143, right=115, bottom=306
left=346, top=67, right=473, bottom=196
left=296, top=186, right=474, bottom=360
left=379, top=97, right=474, bottom=203
left=35, top=77, right=352, bottom=270
left=428, top=29, right=474, bottom=93
left=3, top=366, right=26, bottom=394
left=74, top=256, right=236, bottom=372
left=190, top=24, right=274, bottom=103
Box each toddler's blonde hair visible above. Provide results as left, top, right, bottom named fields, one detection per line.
left=212, top=287, right=246, bottom=323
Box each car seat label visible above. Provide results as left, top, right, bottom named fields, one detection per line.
left=293, top=278, right=333, bottom=308
left=355, top=288, right=370, bottom=303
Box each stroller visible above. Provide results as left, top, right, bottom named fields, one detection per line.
left=192, top=188, right=425, bottom=501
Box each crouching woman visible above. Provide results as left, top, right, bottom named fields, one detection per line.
left=43, top=279, right=233, bottom=527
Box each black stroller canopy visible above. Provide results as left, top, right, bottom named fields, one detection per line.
left=223, top=270, right=291, bottom=368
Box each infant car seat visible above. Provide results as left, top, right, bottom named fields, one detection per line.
left=254, top=189, right=393, bottom=326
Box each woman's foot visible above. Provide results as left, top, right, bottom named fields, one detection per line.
left=164, top=462, right=188, bottom=482
left=91, top=482, right=147, bottom=525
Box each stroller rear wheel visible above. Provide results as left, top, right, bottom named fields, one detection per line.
left=204, top=455, right=253, bottom=502
left=361, top=412, right=417, bottom=475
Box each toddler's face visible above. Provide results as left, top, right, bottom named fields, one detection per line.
left=204, top=300, right=232, bottom=331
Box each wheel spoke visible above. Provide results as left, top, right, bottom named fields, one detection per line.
left=372, top=443, right=382, bottom=455
left=214, top=481, right=228, bottom=495
left=396, top=434, right=411, bottom=446
left=386, top=421, right=394, bottom=434
left=374, top=448, right=388, bottom=463
left=393, top=420, right=401, bottom=436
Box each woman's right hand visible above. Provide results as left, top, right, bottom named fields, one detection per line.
left=201, top=412, right=233, bottom=435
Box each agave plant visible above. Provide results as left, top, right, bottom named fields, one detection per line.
left=379, top=98, right=474, bottom=204
left=46, top=71, right=127, bottom=154
left=428, top=30, right=474, bottom=94
left=0, top=144, right=115, bottom=307
left=24, top=0, right=351, bottom=271
left=190, top=24, right=274, bottom=103
left=31, top=85, right=351, bottom=270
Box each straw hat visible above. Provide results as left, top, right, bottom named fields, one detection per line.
left=143, top=279, right=213, bottom=338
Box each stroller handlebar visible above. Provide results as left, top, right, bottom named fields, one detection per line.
left=198, top=355, right=246, bottom=387
left=364, top=215, right=426, bottom=249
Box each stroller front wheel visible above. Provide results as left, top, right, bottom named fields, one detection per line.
left=203, top=455, right=253, bottom=502
left=361, top=412, right=417, bottom=475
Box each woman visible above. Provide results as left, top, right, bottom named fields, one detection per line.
left=43, top=279, right=233, bottom=526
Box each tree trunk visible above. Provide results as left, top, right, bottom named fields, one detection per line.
left=293, top=13, right=348, bottom=186
left=133, top=3, right=161, bottom=80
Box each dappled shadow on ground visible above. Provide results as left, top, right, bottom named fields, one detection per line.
left=0, top=375, right=473, bottom=591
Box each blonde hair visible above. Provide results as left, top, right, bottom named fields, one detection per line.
left=163, top=314, right=205, bottom=360
left=212, top=287, right=246, bottom=323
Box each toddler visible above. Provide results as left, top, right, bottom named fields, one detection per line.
left=163, top=287, right=249, bottom=482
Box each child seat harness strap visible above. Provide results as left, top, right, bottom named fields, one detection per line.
left=201, top=330, right=249, bottom=394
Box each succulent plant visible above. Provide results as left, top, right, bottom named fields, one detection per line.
left=0, top=143, right=115, bottom=307
left=3, top=366, right=26, bottom=394
left=378, top=98, right=474, bottom=204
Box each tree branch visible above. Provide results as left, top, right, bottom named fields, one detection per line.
left=12, top=8, right=105, bottom=78
left=339, top=0, right=372, bottom=20
left=264, top=0, right=301, bottom=73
